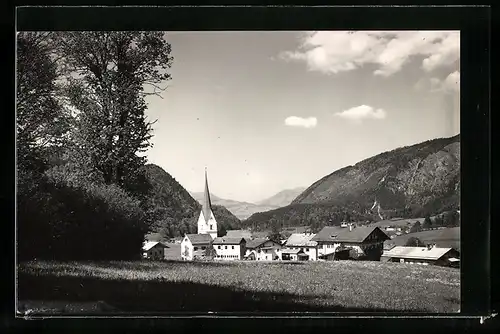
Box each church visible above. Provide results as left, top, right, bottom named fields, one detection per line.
left=180, top=168, right=219, bottom=260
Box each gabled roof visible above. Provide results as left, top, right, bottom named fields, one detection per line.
left=185, top=234, right=213, bottom=245
left=285, top=233, right=317, bottom=247
left=142, top=241, right=168, bottom=251
left=281, top=248, right=304, bottom=254
left=226, top=230, right=253, bottom=239
left=312, top=226, right=389, bottom=243
left=382, top=246, right=453, bottom=260
left=245, top=238, right=280, bottom=249
left=212, top=237, right=246, bottom=245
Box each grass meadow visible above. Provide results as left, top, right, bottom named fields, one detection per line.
left=17, top=259, right=460, bottom=315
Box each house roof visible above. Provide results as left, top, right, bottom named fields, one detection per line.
left=142, top=241, right=168, bottom=251
left=185, top=234, right=213, bottom=245
left=281, top=248, right=304, bottom=254
left=245, top=238, right=268, bottom=249
left=285, top=233, right=318, bottom=247
left=212, top=237, right=246, bottom=245
left=312, top=226, right=389, bottom=243
left=382, top=246, right=453, bottom=260
left=226, top=229, right=253, bottom=239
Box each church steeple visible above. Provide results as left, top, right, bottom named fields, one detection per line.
left=202, top=167, right=212, bottom=222
left=197, top=167, right=218, bottom=239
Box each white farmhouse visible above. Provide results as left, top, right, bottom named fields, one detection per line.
left=244, top=238, right=282, bottom=261
left=142, top=241, right=168, bottom=260
left=283, top=233, right=318, bottom=261
left=213, top=237, right=246, bottom=260
left=181, top=234, right=213, bottom=261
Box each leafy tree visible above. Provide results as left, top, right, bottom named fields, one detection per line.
left=423, top=216, right=432, bottom=230
left=52, top=31, right=173, bottom=192
left=16, top=32, right=72, bottom=177
left=267, top=223, right=283, bottom=243
left=182, top=245, right=190, bottom=260
left=444, top=211, right=459, bottom=227
left=405, top=237, right=426, bottom=247
left=203, top=244, right=217, bottom=260
left=410, top=221, right=422, bottom=233
left=434, top=214, right=445, bottom=227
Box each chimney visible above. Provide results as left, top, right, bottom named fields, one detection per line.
left=349, top=224, right=353, bottom=232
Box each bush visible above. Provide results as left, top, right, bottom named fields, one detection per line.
left=17, top=165, right=148, bottom=261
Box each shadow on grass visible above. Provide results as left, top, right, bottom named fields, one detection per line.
left=17, top=272, right=399, bottom=314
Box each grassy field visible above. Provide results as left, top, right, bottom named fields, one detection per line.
left=18, top=260, right=459, bottom=315
left=385, top=227, right=460, bottom=250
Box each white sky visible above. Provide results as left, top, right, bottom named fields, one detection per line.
left=144, top=31, right=460, bottom=203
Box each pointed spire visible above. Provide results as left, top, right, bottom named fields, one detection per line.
left=202, top=167, right=212, bottom=223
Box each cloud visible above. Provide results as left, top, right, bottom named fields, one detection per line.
left=334, top=105, right=387, bottom=122
left=284, top=116, right=318, bottom=128
left=441, top=71, right=460, bottom=92
left=415, top=71, right=460, bottom=93
left=280, top=31, right=459, bottom=76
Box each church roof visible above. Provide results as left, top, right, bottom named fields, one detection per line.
left=202, top=168, right=213, bottom=223
left=185, top=234, right=213, bottom=245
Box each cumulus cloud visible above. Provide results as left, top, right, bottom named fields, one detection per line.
left=280, top=31, right=460, bottom=76
left=441, top=70, right=460, bottom=92
left=334, top=105, right=387, bottom=122
left=415, top=71, right=460, bottom=93
left=284, top=116, right=318, bottom=128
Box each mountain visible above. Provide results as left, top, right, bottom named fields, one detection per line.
left=256, top=187, right=306, bottom=207
left=244, top=135, right=460, bottom=231
left=143, top=164, right=241, bottom=238
left=190, top=192, right=277, bottom=220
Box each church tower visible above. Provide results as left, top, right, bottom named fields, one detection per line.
left=197, top=168, right=218, bottom=239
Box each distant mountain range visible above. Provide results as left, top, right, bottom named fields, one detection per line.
left=243, top=135, right=460, bottom=231
left=190, top=187, right=305, bottom=220
left=257, top=187, right=306, bottom=207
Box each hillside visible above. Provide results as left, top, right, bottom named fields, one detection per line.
left=245, top=135, right=460, bottom=230
left=384, top=227, right=460, bottom=251
left=190, top=192, right=277, bottom=220
left=143, top=164, right=240, bottom=238
left=256, top=187, right=306, bottom=207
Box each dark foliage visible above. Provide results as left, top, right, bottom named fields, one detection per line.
left=405, top=237, right=426, bottom=247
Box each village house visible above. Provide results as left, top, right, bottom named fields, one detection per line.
left=280, top=248, right=307, bottom=261
left=213, top=237, right=246, bottom=260
left=381, top=244, right=460, bottom=267
left=244, top=238, right=282, bottom=261
left=312, top=225, right=390, bottom=261
left=142, top=241, right=168, bottom=260
left=181, top=234, right=213, bottom=261
left=283, top=233, right=318, bottom=261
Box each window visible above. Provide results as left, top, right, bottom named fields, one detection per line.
left=306, top=248, right=309, bottom=252
left=210, top=225, right=213, bottom=230
left=194, top=247, right=198, bottom=251
left=232, top=246, right=235, bottom=249
left=225, top=246, right=227, bottom=249
left=218, top=246, right=221, bottom=249
left=202, top=246, right=206, bottom=250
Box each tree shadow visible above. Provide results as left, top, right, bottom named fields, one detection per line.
left=17, top=272, right=408, bottom=315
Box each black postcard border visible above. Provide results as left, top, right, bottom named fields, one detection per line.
left=4, top=4, right=493, bottom=331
